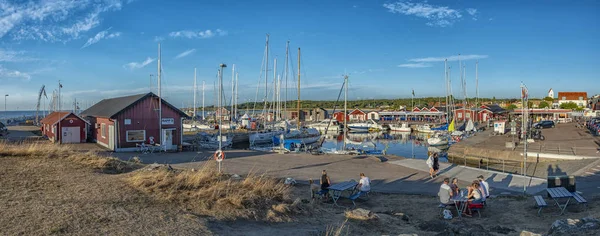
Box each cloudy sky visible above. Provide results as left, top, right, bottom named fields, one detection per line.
left=0, top=0, right=598, bottom=110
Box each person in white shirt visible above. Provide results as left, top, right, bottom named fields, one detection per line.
left=438, top=178, right=454, bottom=205
left=357, top=173, right=371, bottom=193
left=477, top=175, right=490, bottom=198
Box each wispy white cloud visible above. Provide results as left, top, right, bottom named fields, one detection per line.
left=169, top=29, right=227, bottom=39
left=383, top=1, right=462, bottom=27
left=81, top=27, right=121, bottom=48
left=1, top=0, right=130, bottom=42
left=174, top=49, right=196, bottom=59
left=466, top=8, right=478, bottom=21
left=0, top=49, right=37, bottom=62
left=409, top=54, right=488, bottom=62
left=153, top=36, right=165, bottom=42
left=123, top=57, right=156, bottom=70
left=397, top=63, right=432, bottom=68
left=0, top=66, right=31, bottom=80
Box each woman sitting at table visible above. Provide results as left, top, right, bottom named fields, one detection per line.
left=450, top=178, right=460, bottom=196
left=464, top=182, right=484, bottom=216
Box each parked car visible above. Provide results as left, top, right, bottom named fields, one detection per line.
left=0, top=122, right=8, bottom=136
left=534, top=120, right=555, bottom=129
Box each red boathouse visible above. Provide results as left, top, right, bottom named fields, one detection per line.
left=40, top=112, right=90, bottom=143
left=80, top=92, right=189, bottom=152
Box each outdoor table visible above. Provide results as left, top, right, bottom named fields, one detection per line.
left=451, top=195, right=469, bottom=219
left=328, top=181, right=358, bottom=206
left=547, top=187, right=573, bottom=215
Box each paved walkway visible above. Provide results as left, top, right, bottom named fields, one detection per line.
left=388, top=159, right=547, bottom=195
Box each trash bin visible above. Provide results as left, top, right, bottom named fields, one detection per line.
left=547, top=175, right=576, bottom=197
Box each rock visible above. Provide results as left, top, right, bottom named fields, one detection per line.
left=284, top=177, right=296, bottom=185
left=418, top=220, right=448, bottom=232
left=230, top=174, right=241, bottom=180
left=345, top=208, right=378, bottom=220
left=520, top=231, right=541, bottom=236
left=548, top=217, right=600, bottom=235
left=489, top=226, right=516, bottom=235
left=393, top=212, right=410, bottom=222
left=434, top=231, right=455, bottom=236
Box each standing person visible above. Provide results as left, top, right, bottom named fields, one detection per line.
left=321, top=170, right=331, bottom=193
left=432, top=153, right=440, bottom=178
left=477, top=175, right=490, bottom=199
left=426, top=153, right=435, bottom=178
left=357, top=173, right=371, bottom=193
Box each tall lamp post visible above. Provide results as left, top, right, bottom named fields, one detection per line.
left=4, top=94, right=8, bottom=112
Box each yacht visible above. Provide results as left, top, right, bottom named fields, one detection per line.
left=389, top=123, right=411, bottom=132
left=348, top=119, right=383, bottom=132
left=307, top=119, right=341, bottom=132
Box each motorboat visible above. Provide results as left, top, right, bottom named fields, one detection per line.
left=183, top=122, right=212, bottom=131
left=307, top=119, right=341, bottom=132
left=388, top=123, right=411, bottom=132
left=416, top=124, right=435, bottom=133
left=194, top=132, right=233, bottom=149
left=427, top=133, right=448, bottom=146
left=348, top=119, right=383, bottom=132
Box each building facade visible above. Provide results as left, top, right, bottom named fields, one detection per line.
left=40, top=112, right=89, bottom=144
left=81, top=92, right=189, bottom=152
left=349, top=109, right=367, bottom=121
left=557, top=92, right=588, bottom=107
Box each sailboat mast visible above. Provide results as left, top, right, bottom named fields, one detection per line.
left=284, top=41, right=289, bottom=120
left=235, top=72, right=238, bottom=120
left=273, top=58, right=277, bottom=121
left=158, top=43, right=162, bottom=146
left=202, top=80, right=205, bottom=120
left=231, top=64, right=235, bottom=126
left=297, top=47, right=301, bottom=128
left=218, top=64, right=227, bottom=151
left=263, top=34, right=269, bottom=128
left=444, top=59, right=448, bottom=123
left=194, top=68, right=197, bottom=122
left=476, top=61, right=479, bottom=122
left=343, top=75, right=348, bottom=150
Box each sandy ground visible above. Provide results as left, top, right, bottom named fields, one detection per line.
left=1, top=155, right=599, bottom=236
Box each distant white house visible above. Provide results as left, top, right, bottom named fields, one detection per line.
left=557, top=92, right=588, bottom=107
left=548, top=88, right=554, bottom=98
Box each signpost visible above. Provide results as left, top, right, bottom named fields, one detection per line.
left=214, top=150, right=224, bottom=172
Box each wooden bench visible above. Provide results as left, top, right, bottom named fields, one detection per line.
left=571, top=192, right=588, bottom=210
left=533, top=195, right=548, bottom=216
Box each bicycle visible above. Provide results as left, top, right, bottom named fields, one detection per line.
left=136, top=143, right=152, bottom=154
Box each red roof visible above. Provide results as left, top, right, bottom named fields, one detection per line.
left=40, top=112, right=89, bottom=125
left=40, top=112, right=70, bottom=125
left=557, top=92, right=587, bottom=101
left=349, top=109, right=365, bottom=115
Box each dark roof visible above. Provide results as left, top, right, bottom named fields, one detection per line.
left=80, top=92, right=189, bottom=119
left=483, top=104, right=506, bottom=113
left=40, top=112, right=90, bottom=125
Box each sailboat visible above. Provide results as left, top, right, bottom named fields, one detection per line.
left=276, top=47, right=321, bottom=145
left=389, top=123, right=411, bottom=132
left=185, top=69, right=211, bottom=131
left=249, top=35, right=285, bottom=145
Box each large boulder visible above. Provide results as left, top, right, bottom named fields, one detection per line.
left=547, top=217, right=599, bottom=235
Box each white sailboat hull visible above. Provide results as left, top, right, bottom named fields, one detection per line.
left=427, top=137, right=448, bottom=146
left=250, top=130, right=285, bottom=144
left=389, top=123, right=412, bottom=132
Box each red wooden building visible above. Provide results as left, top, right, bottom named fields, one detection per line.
left=333, top=111, right=349, bottom=123
left=349, top=109, right=367, bottom=121
left=40, top=112, right=89, bottom=143
left=80, top=92, right=189, bottom=152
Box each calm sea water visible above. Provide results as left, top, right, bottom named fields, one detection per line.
left=0, top=110, right=38, bottom=120
left=320, top=131, right=449, bottom=161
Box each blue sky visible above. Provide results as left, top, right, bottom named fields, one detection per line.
left=0, top=0, right=598, bottom=110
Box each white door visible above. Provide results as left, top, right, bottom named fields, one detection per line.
left=162, top=129, right=173, bottom=149
left=108, top=125, right=115, bottom=150
left=61, top=127, right=80, bottom=143
left=483, top=113, right=489, bottom=122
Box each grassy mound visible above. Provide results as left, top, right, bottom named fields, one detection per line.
left=0, top=142, right=140, bottom=173
left=128, top=164, right=297, bottom=221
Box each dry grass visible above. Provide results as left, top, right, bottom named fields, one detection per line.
left=0, top=141, right=141, bottom=173
left=128, top=163, right=297, bottom=221
left=324, top=220, right=349, bottom=236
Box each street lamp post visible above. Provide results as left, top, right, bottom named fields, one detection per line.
left=4, top=94, right=8, bottom=112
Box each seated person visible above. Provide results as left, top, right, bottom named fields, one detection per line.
left=464, top=182, right=484, bottom=216
left=438, top=178, right=454, bottom=205
left=450, top=178, right=460, bottom=196
left=356, top=173, right=371, bottom=194
left=308, top=178, right=321, bottom=199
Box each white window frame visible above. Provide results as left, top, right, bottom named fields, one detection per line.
left=101, top=123, right=106, bottom=138
left=52, top=125, right=55, bottom=134
left=126, top=130, right=146, bottom=142
left=124, top=119, right=132, bottom=125
left=579, top=97, right=583, bottom=100
left=458, top=113, right=463, bottom=118
left=562, top=97, right=566, bottom=100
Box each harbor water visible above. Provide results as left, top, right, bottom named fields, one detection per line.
left=320, top=131, right=449, bottom=161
